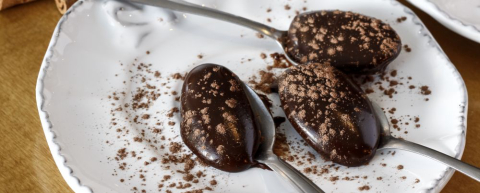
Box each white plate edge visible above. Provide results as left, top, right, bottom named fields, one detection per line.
left=395, top=2, right=469, bottom=192
left=34, top=0, right=469, bottom=192
left=36, top=1, right=93, bottom=193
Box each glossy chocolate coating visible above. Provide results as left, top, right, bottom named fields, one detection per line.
left=278, top=63, right=380, bottom=166
left=285, top=10, right=401, bottom=74
left=180, top=64, right=261, bottom=172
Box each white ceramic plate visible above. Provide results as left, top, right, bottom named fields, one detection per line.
left=408, top=0, right=480, bottom=43
left=36, top=0, right=468, bottom=192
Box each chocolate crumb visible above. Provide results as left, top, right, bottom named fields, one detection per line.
left=209, top=180, right=217, bottom=186
left=172, top=73, right=185, bottom=80
left=256, top=33, right=264, bottom=39
left=169, top=142, right=182, bottom=153
left=260, top=53, right=267, bottom=59
left=420, top=86, right=431, bottom=95
left=117, top=148, right=128, bottom=160
left=183, top=174, right=194, bottom=181
left=329, top=176, right=339, bottom=182
left=404, top=44, right=412, bottom=52
left=358, top=185, right=370, bottom=191
left=251, top=70, right=276, bottom=94
left=391, top=119, right=398, bottom=124
left=396, top=16, right=407, bottom=23
left=166, top=107, right=179, bottom=117
left=304, top=167, right=312, bottom=173
left=384, top=88, right=395, bottom=98
left=365, top=88, right=374, bottom=94
left=389, top=80, right=398, bottom=87
left=390, top=70, right=397, bottom=77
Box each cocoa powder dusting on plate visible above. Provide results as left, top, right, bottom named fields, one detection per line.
left=105, top=61, right=221, bottom=192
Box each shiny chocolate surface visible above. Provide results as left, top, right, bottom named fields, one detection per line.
left=285, top=10, right=401, bottom=74
left=180, top=64, right=261, bottom=172
left=279, top=63, right=380, bottom=166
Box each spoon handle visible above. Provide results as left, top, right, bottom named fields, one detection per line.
left=384, top=138, right=480, bottom=182
left=261, top=155, right=325, bottom=193
left=129, top=0, right=285, bottom=39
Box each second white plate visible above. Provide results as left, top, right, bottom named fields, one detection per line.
left=408, top=0, right=480, bottom=43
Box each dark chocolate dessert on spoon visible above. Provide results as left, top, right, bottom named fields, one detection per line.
left=285, top=10, right=401, bottom=74
left=180, top=64, right=261, bottom=172
left=278, top=62, right=380, bottom=166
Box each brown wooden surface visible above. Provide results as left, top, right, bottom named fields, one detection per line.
left=0, top=0, right=479, bottom=192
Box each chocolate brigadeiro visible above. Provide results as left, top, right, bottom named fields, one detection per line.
left=285, top=10, right=401, bottom=74
left=278, top=63, right=380, bottom=166
left=180, top=63, right=261, bottom=172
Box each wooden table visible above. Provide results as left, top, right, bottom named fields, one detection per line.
left=0, top=0, right=479, bottom=192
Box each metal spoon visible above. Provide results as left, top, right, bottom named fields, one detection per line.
left=371, top=102, right=480, bottom=181
left=129, top=0, right=298, bottom=64
left=242, top=83, right=325, bottom=193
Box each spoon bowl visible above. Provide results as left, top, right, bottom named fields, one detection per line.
left=241, top=82, right=324, bottom=193
left=370, top=102, right=392, bottom=140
